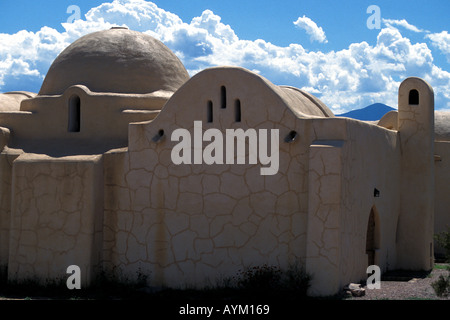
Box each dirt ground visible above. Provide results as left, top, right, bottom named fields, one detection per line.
left=0, top=264, right=449, bottom=301
left=344, top=264, right=450, bottom=300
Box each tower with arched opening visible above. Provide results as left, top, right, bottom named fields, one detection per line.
left=396, top=77, right=435, bottom=270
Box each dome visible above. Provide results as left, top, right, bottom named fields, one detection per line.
left=0, top=91, right=36, bottom=111
left=279, top=86, right=334, bottom=118
left=39, top=28, right=189, bottom=95
left=377, top=110, right=398, bottom=130
left=378, top=110, right=450, bottom=139
left=435, top=111, right=450, bottom=141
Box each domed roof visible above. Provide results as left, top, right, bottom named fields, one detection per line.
left=39, top=28, right=189, bottom=95
left=0, top=91, right=36, bottom=111
left=378, top=110, right=450, bottom=140
left=279, top=86, right=334, bottom=118
left=435, top=111, right=450, bottom=141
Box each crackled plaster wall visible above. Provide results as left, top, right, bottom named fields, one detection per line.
left=396, top=78, right=435, bottom=270
left=101, top=68, right=315, bottom=287
left=0, top=147, right=19, bottom=279
left=434, top=141, right=450, bottom=256
left=6, top=153, right=104, bottom=287
left=305, top=117, right=401, bottom=296
left=0, top=85, right=164, bottom=156
left=0, top=68, right=436, bottom=297
left=101, top=68, right=407, bottom=296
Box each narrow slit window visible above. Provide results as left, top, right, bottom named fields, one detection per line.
left=207, top=100, right=213, bottom=123
left=409, top=89, right=419, bottom=105
left=220, top=86, right=227, bottom=109
left=235, top=99, right=241, bottom=122
left=68, top=95, right=80, bottom=132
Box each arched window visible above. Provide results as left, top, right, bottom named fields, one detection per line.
left=220, top=86, right=227, bottom=109
left=68, top=95, right=80, bottom=132
left=235, top=99, right=241, bottom=122
left=207, top=100, right=213, bottom=123
left=409, top=89, right=419, bottom=105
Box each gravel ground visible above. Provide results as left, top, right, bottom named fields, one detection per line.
left=0, top=265, right=449, bottom=301
left=345, top=265, right=450, bottom=300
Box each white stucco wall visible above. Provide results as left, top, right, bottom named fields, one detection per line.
left=7, top=154, right=104, bottom=287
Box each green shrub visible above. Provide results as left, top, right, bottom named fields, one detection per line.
left=432, top=227, right=450, bottom=297
left=233, top=261, right=311, bottom=298
left=280, top=261, right=312, bottom=294
left=235, top=264, right=282, bottom=292
left=435, top=226, right=450, bottom=262
left=431, top=274, right=450, bottom=297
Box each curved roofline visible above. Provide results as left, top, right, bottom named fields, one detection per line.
left=3, top=91, right=37, bottom=99
left=278, top=85, right=334, bottom=118
left=169, top=66, right=333, bottom=119
left=435, top=110, right=450, bottom=142
left=0, top=91, right=38, bottom=112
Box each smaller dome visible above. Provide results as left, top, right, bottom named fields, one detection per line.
left=378, top=110, right=450, bottom=139
left=435, top=111, right=450, bottom=141
left=0, top=91, right=36, bottom=111
left=39, top=28, right=189, bottom=95
left=279, top=86, right=334, bottom=118
left=377, top=110, right=398, bottom=130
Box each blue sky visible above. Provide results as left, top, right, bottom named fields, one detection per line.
left=0, top=0, right=449, bottom=113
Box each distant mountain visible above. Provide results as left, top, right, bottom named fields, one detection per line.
left=337, top=103, right=396, bottom=121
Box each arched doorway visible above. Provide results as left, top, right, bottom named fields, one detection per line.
left=366, top=207, right=380, bottom=266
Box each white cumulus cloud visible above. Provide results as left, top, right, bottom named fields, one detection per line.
left=426, top=31, right=450, bottom=62
left=293, top=15, right=328, bottom=44
left=0, top=0, right=449, bottom=113
left=382, top=19, right=424, bottom=33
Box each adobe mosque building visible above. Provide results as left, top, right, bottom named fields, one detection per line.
left=0, top=27, right=448, bottom=296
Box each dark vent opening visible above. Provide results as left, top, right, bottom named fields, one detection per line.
left=221, top=86, right=227, bottom=109
left=235, top=99, right=241, bottom=122
left=68, top=95, right=80, bottom=132
left=207, top=100, right=213, bottom=123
